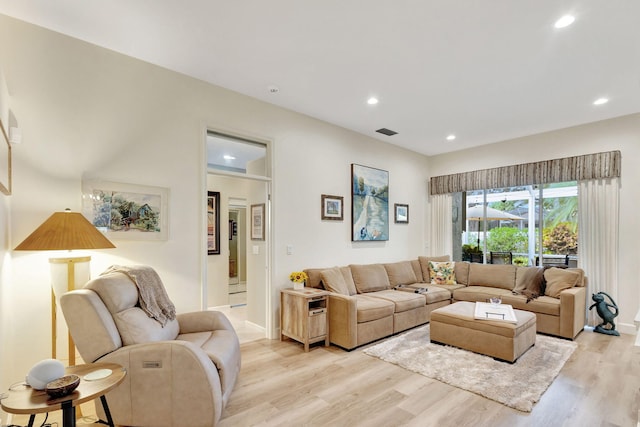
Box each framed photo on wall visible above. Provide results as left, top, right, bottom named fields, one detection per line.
left=321, top=194, right=343, bottom=221
left=351, top=163, right=389, bottom=241
left=251, top=203, right=265, bottom=240
left=207, top=191, right=220, bottom=255
left=394, top=203, right=409, bottom=224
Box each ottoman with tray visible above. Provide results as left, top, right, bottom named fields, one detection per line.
left=430, top=301, right=536, bottom=363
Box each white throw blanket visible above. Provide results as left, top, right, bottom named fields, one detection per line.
left=102, top=265, right=176, bottom=327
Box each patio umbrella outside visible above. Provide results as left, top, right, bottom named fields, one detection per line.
left=466, top=205, right=525, bottom=248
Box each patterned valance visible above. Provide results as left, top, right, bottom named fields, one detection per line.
left=429, top=150, right=621, bottom=195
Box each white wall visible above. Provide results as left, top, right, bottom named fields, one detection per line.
left=0, top=14, right=431, bottom=392
left=427, top=113, right=640, bottom=333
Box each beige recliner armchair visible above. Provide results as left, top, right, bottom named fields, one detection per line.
left=60, top=266, right=241, bottom=427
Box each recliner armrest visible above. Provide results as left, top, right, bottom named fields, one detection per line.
left=177, top=310, right=235, bottom=334
left=98, top=340, right=223, bottom=427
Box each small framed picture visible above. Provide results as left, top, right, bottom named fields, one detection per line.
left=251, top=203, right=265, bottom=240
left=394, top=203, right=409, bottom=224
left=321, top=194, right=344, bottom=221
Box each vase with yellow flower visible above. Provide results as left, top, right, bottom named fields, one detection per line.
left=289, top=271, right=308, bottom=290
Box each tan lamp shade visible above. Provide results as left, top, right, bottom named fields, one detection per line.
left=14, top=209, right=115, bottom=251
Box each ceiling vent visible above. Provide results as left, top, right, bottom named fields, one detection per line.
left=376, top=128, right=398, bottom=136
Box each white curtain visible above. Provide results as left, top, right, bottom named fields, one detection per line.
left=578, top=177, right=620, bottom=326
left=429, top=193, right=453, bottom=257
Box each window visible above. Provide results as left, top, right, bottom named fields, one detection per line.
left=460, top=182, right=577, bottom=266
left=207, top=132, right=268, bottom=176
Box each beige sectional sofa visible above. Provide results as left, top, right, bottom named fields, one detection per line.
left=304, top=256, right=586, bottom=350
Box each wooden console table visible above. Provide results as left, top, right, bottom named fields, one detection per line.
left=1, top=362, right=126, bottom=427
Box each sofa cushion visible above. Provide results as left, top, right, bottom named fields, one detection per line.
left=514, top=266, right=545, bottom=292
left=428, top=261, right=457, bottom=285
left=87, top=271, right=180, bottom=345
left=355, top=295, right=395, bottom=323
left=468, top=263, right=517, bottom=290
left=114, top=307, right=180, bottom=345
left=303, top=268, right=325, bottom=289
left=454, top=261, right=470, bottom=286
left=350, top=264, right=391, bottom=293
left=338, top=266, right=357, bottom=295
left=410, top=259, right=424, bottom=283
left=86, top=271, right=139, bottom=313
left=453, top=286, right=513, bottom=303
left=365, top=290, right=425, bottom=313
left=177, top=329, right=240, bottom=398
left=513, top=266, right=546, bottom=301
left=320, top=267, right=357, bottom=296
left=566, top=268, right=585, bottom=287
left=418, top=255, right=451, bottom=281
left=544, top=267, right=581, bottom=298
left=501, top=294, right=561, bottom=316
left=384, top=261, right=418, bottom=287
left=421, top=286, right=452, bottom=304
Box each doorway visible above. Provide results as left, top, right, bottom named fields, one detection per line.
left=205, top=129, right=271, bottom=339
left=228, top=202, right=247, bottom=307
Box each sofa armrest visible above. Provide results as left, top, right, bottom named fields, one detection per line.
left=177, top=310, right=234, bottom=335
left=327, top=293, right=358, bottom=349
left=559, top=286, right=587, bottom=339
left=98, top=340, right=223, bottom=427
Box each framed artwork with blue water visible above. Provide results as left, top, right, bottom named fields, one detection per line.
left=351, top=163, right=389, bottom=241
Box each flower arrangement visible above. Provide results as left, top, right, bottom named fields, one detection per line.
left=289, top=271, right=308, bottom=290
left=289, top=271, right=308, bottom=283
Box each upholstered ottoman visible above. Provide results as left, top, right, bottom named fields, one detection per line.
left=430, top=301, right=536, bottom=362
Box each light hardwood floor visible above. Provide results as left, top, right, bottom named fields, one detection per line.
left=220, top=328, right=639, bottom=427
left=9, top=328, right=639, bottom=426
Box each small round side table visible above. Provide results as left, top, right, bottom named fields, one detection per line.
left=1, top=362, right=126, bottom=427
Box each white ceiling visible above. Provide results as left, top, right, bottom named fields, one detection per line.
left=1, top=1, right=639, bottom=156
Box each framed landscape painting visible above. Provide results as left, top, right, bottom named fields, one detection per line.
left=82, top=180, right=168, bottom=240
left=351, top=164, right=389, bottom=241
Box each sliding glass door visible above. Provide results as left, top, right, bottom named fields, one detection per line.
left=459, top=182, right=577, bottom=266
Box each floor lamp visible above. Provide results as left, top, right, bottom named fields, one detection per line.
left=14, top=209, right=115, bottom=366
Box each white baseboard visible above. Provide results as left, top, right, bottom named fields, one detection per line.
left=618, top=322, right=636, bottom=336
left=245, top=320, right=265, bottom=333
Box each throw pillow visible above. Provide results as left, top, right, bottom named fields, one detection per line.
left=428, top=261, right=457, bottom=285
left=418, top=255, right=450, bottom=282
left=544, top=267, right=581, bottom=298
left=320, top=267, right=350, bottom=295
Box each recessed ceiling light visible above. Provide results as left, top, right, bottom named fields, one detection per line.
left=367, top=97, right=379, bottom=105
left=446, top=134, right=456, bottom=141
left=554, top=15, right=575, bottom=29
left=593, top=97, right=609, bottom=106
left=223, top=155, right=236, bottom=160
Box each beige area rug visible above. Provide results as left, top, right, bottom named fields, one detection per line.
left=363, top=325, right=577, bottom=412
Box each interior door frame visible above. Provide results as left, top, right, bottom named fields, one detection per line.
left=201, top=124, right=273, bottom=337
